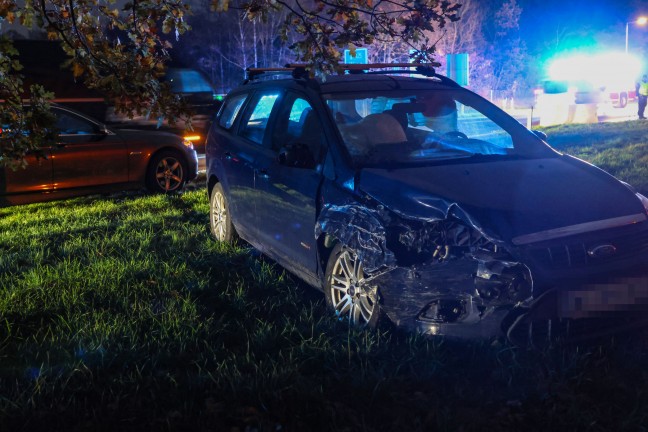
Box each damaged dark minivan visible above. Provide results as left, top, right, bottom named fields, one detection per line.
left=206, top=64, right=648, bottom=341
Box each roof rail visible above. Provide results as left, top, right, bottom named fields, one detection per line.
left=244, top=63, right=460, bottom=87
left=286, top=62, right=434, bottom=74
left=244, top=66, right=309, bottom=83
left=285, top=63, right=460, bottom=86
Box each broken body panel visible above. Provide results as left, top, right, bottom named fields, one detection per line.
left=315, top=154, right=648, bottom=339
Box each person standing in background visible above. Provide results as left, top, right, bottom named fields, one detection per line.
left=637, top=74, right=648, bottom=119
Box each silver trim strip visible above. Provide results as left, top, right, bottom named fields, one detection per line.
left=512, top=213, right=647, bottom=246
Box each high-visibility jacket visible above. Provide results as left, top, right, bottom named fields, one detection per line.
left=640, top=82, right=648, bottom=96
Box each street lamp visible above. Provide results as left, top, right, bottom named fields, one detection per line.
left=626, top=16, right=648, bottom=54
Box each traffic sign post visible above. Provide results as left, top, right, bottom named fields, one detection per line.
left=447, top=53, right=469, bottom=86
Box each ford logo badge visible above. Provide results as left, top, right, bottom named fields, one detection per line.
left=587, top=244, right=617, bottom=258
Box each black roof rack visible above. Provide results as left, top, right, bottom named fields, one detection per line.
left=244, top=66, right=310, bottom=83
left=243, top=63, right=460, bottom=87
left=285, top=62, right=434, bottom=75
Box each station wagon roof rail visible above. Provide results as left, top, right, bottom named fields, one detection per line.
left=244, top=63, right=461, bottom=87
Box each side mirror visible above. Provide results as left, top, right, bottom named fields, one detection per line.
left=278, top=143, right=316, bottom=169
left=532, top=130, right=548, bottom=141
left=91, top=125, right=110, bottom=140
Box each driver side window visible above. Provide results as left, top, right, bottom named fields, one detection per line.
left=272, top=95, right=326, bottom=166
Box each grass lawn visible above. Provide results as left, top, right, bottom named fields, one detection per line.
left=1, top=120, right=648, bottom=431
left=542, top=119, right=648, bottom=195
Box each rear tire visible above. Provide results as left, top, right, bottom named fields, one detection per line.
left=324, top=243, right=384, bottom=329
left=209, top=183, right=237, bottom=243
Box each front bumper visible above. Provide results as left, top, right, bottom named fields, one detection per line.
left=373, top=257, right=522, bottom=339
left=186, top=149, right=199, bottom=181
left=505, top=271, right=648, bottom=344
left=372, top=234, right=648, bottom=341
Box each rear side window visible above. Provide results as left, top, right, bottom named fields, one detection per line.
left=240, top=93, right=280, bottom=145
left=218, top=93, right=247, bottom=129
left=55, top=110, right=97, bottom=135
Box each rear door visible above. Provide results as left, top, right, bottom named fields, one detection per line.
left=50, top=107, right=128, bottom=190
left=215, top=91, right=282, bottom=241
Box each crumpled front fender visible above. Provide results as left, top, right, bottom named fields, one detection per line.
left=315, top=204, right=397, bottom=272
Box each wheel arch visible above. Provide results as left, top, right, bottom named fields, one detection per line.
left=145, top=147, right=187, bottom=177
left=314, top=204, right=396, bottom=274
left=207, top=173, right=220, bottom=197
left=316, top=233, right=337, bottom=286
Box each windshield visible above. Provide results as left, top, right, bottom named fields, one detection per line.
left=325, top=88, right=554, bottom=167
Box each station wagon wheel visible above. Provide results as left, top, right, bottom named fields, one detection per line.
left=209, top=182, right=237, bottom=243
left=147, top=151, right=188, bottom=193
left=325, top=244, right=382, bottom=328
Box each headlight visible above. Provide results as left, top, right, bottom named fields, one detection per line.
left=636, top=193, right=648, bottom=214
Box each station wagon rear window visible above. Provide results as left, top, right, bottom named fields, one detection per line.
left=218, top=93, right=248, bottom=129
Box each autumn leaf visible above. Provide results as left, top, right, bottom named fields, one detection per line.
left=71, top=62, right=84, bottom=77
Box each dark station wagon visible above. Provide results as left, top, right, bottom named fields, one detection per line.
left=206, top=64, right=648, bottom=342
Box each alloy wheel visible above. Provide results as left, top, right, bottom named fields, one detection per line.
left=211, top=189, right=228, bottom=241
left=329, top=249, right=377, bottom=326
left=155, top=157, right=184, bottom=192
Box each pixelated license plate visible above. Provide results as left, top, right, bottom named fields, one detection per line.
left=558, top=277, right=648, bottom=319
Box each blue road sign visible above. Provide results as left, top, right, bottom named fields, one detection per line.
left=344, top=48, right=368, bottom=64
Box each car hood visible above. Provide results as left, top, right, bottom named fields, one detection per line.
left=357, top=155, right=646, bottom=244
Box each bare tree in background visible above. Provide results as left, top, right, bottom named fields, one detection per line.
left=483, top=0, right=529, bottom=100
left=175, top=0, right=297, bottom=93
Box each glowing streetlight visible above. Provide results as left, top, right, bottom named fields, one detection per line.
left=626, top=16, right=648, bottom=54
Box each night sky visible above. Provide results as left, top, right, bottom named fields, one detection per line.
left=520, top=0, right=647, bottom=53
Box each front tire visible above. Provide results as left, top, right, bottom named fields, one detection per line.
left=147, top=151, right=188, bottom=193
left=209, top=183, right=237, bottom=243
left=324, top=244, right=383, bottom=328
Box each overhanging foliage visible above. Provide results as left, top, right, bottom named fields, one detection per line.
left=0, top=0, right=460, bottom=167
